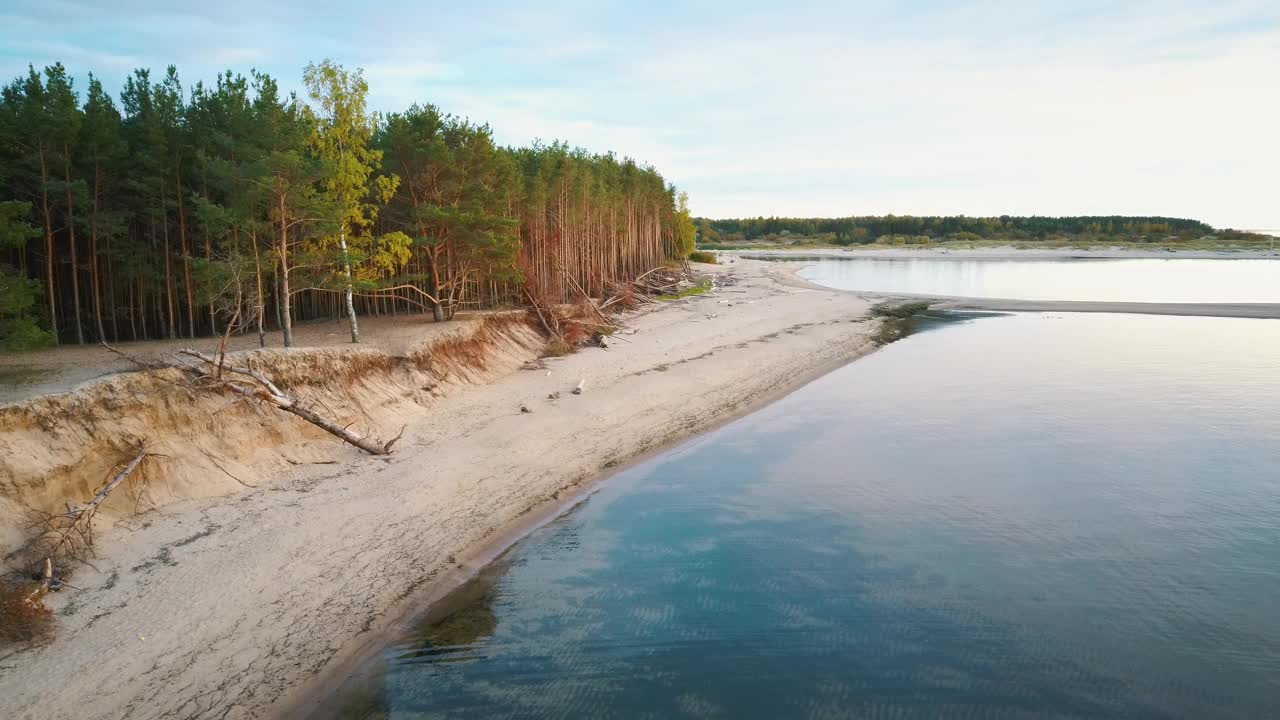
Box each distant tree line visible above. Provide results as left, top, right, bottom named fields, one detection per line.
left=0, top=61, right=696, bottom=350
left=696, top=215, right=1218, bottom=247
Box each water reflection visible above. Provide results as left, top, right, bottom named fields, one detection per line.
left=766, top=256, right=1280, bottom=303
left=397, top=597, right=499, bottom=664
left=326, top=313, right=1280, bottom=719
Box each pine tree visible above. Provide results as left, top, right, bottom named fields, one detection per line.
left=79, top=74, right=125, bottom=342
left=1, top=60, right=692, bottom=348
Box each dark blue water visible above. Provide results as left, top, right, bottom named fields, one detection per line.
left=328, top=313, right=1280, bottom=719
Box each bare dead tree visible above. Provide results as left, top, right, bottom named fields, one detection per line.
left=104, top=318, right=403, bottom=457
left=173, top=349, right=404, bottom=455
left=524, top=287, right=560, bottom=338
left=558, top=261, right=616, bottom=330
left=10, top=445, right=151, bottom=577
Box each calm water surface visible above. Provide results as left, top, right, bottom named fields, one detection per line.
left=329, top=313, right=1280, bottom=719
left=787, top=257, right=1280, bottom=303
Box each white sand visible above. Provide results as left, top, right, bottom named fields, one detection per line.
left=0, top=260, right=878, bottom=719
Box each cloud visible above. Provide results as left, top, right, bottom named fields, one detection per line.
left=2, top=0, right=1276, bottom=226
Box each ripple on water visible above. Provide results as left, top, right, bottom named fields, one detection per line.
left=325, top=313, right=1280, bottom=719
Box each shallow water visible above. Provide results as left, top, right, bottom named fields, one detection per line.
left=327, top=313, right=1280, bottom=719
left=784, top=256, right=1280, bottom=303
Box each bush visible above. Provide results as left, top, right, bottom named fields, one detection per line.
left=871, top=301, right=932, bottom=319
left=688, top=250, right=717, bottom=264
left=657, top=279, right=711, bottom=301
left=541, top=338, right=574, bottom=357
left=870, top=302, right=931, bottom=345
left=0, top=318, right=55, bottom=352
left=0, top=267, right=54, bottom=351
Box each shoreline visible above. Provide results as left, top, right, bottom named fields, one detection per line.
left=730, top=245, right=1280, bottom=260
left=288, top=326, right=878, bottom=717
left=0, top=260, right=880, bottom=720
left=754, top=250, right=1280, bottom=320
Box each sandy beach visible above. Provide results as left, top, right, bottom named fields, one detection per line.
left=0, top=260, right=878, bottom=719
left=3, top=247, right=1274, bottom=719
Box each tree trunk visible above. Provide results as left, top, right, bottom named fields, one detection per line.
left=176, top=163, right=196, bottom=339
left=202, top=178, right=216, bottom=335
left=427, top=253, right=444, bottom=322
left=177, top=349, right=402, bottom=455
left=339, top=231, right=359, bottom=342
left=37, top=146, right=58, bottom=343
left=105, top=230, right=119, bottom=341
left=277, top=194, right=294, bottom=347
left=129, top=278, right=138, bottom=341
left=147, top=215, right=161, bottom=338
left=160, top=182, right=176, bottom=339
left=64, top=150, right=85, bottom=345
left=89, top=161, right=106, bottom=342
left=249, top=230, right=266, bottom=348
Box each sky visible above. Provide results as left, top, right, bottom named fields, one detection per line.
left=2, top=0, right=1278, bottom=228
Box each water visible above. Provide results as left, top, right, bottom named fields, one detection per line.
left=783, top=257, right=1280, bottom=303
left=328, top=313, right=1280, bottom=719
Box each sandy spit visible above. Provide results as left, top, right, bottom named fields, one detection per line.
left=754, top=249, right=1280, bottom=320
left=0, top=259, right=877, bottom=720
left=733, top=244, right=1280, bottom=260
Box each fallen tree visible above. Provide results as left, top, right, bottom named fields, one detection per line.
left=173, top=349, right=404, bottom=456
left=14, top=444, right=151, bottom=571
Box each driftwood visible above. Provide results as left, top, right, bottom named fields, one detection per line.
left=77, top=445, right=149, bottom=522
left=104, top=341, right=403, bottom=455
left=32, top=558, right=52, bottom=596
left=633, top=266, right=665, bottom=284
left=600, top=266, right=688, bottom=299
left=524, top=287, right=559, bottom=338
left=557, top=262, right=616, bottom=329
left=174, top=349, right=404, bottom=456
left=10, top=445, right=150, bottom=581
left=600, top=287, right=650, bottom=311
left=100, top=341, right=168, bottom=371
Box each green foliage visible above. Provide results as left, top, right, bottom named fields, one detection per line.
left=869, top=302, right=931, bottom=345
left=0, top=266, right=42, bottom=317
left=379, top=104, right=525, bottom=312
left=0, top=59, right=691, bottom=348
left=696, top=218, right=719, bottom=245
left=657, top=279, right=711, bottom=301
left=872, top=318, right=909, bottom=346
left=0, top=262, right=53, bottom=351
left=0, top=314, right=55, bottom=351
left=304, top=60, right=406, bottom=282
left=871, top=301, right=932, bottom=319
left=0, top=201, right=52, bottom=349
left=674, top=191, right=696, bottom=257
left=0, top=201, right=39, bottom=249
left=688, top=250, right=717, bottom=264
